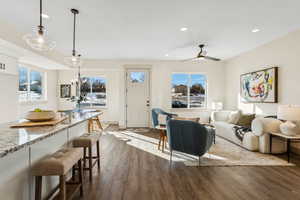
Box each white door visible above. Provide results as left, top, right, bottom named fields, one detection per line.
left=126, top=69, right=150, bottom=127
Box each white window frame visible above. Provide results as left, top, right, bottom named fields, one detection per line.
left=171, top=72, right=207, bottom=109
left=80, top=76, right=107, bottom=108
left=18, top=65, right=46, bottom=103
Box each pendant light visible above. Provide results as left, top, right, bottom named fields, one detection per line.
left=64, top=9, right=82, bottom=67
left=23, top=0, right=56, bottom=51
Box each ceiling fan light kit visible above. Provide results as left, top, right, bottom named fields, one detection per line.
left=23, top=0, right=56, bottom=51
left=182, top=44, right=221, bottom=62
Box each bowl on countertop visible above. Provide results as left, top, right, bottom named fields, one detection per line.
left=25, top=111, right=56, bottom=122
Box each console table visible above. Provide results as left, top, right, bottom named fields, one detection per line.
left=269, top=132, right=300, bottom=163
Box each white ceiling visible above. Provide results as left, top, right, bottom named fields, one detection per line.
left=1, top=0, right=300, bottom=60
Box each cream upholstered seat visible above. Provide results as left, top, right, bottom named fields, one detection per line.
left=73, top=133, right=101, bottom=148
left=32, top=148, right=82, bottom=176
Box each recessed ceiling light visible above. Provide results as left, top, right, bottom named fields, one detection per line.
left=252, top=28, right=260, bottom=33
left=180, top=27, right=188, bottom=32
left=42, top=13, right=49, bottom=19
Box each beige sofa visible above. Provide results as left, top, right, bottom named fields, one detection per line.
left=211, top=111, right=287, bottom=153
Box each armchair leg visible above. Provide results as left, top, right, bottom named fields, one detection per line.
left=170, top=150, right=173, bottom=164
left=198, top=156, right=201, bottom=166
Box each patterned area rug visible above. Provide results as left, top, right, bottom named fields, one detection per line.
left=104, top=128, right=295, bottom=167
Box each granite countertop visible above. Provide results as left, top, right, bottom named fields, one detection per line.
left=0, top=110, right=101, bottom=159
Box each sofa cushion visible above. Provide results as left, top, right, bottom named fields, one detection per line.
left=236, top=114, right=256, bottom=127
left=227, top=110, right=241, bottom=124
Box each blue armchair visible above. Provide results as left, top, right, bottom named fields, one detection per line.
left=166, top=119, right=214, bottom=164
left=151, top=108, right=177, bottom=128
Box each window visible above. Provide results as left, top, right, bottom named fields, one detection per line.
left=18, top=66, right=44, bottom=101
left=171, top=73, right=207, bottom=108
left=130, top=72, right=145, bottom=83
left=80, top=77, right=107, bottom=107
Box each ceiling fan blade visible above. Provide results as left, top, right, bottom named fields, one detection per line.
left=203, top=56, right=221, bottom=61
left=181, top=57, right=199, bottom=62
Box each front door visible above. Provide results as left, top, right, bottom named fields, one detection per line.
left=126, top=69, right=150, bottom=127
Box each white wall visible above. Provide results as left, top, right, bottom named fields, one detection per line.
left=0, top=73, right=18, bottom=122
left=224, top=29, right=300, bottom=115
left=0, top=66, right=58, bottom=123
left=58, top=60, right=225, bottom=127
left=18, top=68, right=58, bottom=118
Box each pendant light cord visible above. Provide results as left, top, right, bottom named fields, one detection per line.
left=39, top=0, right=42, bottom=27
left=72, top=12, right=76, bottom=56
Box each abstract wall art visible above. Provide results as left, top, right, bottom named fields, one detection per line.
left=240, top=67, right=278, bottom=103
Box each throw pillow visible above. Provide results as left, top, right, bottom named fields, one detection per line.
left=227, top=110, right=241, bottom=124
left=236, top=114, right=256, bottom=127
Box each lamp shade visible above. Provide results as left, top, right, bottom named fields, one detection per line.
left=277, top=105, right=300, bottom=121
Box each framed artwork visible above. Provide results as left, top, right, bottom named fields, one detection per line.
left=240, top=67, right=278, bottom=103
left=60, top=84, right=71, bottom=98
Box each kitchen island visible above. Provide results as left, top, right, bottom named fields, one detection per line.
left=0, top=110, right=102, bottom=200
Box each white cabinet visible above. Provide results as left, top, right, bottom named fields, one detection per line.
left=0, top=54, right=17, bottom=75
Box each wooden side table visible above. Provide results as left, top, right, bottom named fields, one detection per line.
left=269, top=132, right=300, bottom=163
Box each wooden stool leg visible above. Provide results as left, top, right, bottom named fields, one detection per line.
left=72, top=165, right=75, bottom=181
left=83, top=147, right=87, bottom=169
left=162, top=135, right=165, bottom=152
left=88, top=119, right=92, bottom=133
left=35, top=176, right=42, bottom=200
left=165, top=136, right=168, bottom=148
left=78, top=159, right=84, bottom=197
left=96, top=141, right=100, bottom=169
left=88, top=146, right=93, bottom=182
left=96, top=117, right=103, bottom=130
left=59, top=175, right=66, bottom=200
left=158, top=130, right=163, bottom=150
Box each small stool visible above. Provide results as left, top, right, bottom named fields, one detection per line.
left=73, top=133, right=101, bottom=182
left=32, top=148, right=83, bottom=200
left=88, top=111, right=103, bottom=133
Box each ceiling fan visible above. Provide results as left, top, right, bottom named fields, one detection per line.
left=182, top=44, right=221, bottom=62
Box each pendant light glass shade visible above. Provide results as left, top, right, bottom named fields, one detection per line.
left=23, top=0, right=55, bottom=51
left=64, top=54, right=82, bottom=67
left=23, top=26, right=56, bottom=51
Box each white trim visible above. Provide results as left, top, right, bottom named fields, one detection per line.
left=171, top=72, right=208, bottom=109
left=124, top=67, right=152, bottom=128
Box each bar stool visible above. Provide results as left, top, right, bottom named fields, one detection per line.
left=73, top=133, right=101, bottom=182
left=88, top=110, right=103, bottom=133
left=31, top=148, right=83, bottom=200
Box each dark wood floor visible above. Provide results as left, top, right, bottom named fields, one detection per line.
left=75, top=127, right=300, bottom=200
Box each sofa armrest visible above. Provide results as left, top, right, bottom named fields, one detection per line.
left=251, top=118, right=282, bottom=136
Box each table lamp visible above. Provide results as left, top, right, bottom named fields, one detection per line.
left=277, top=105, right=300, bottom=136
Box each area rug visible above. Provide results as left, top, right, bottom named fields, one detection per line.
left=104, top=128, right=295, bottom=167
